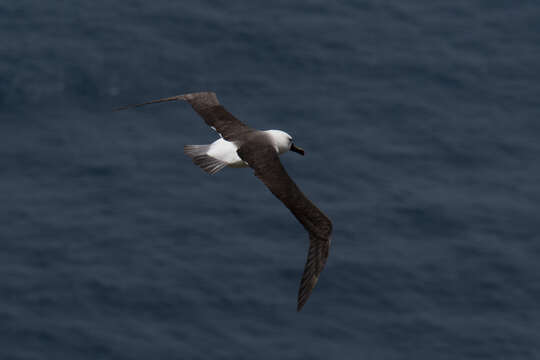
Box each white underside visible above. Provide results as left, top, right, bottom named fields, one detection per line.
left=206, top=138, right=248, bottom=168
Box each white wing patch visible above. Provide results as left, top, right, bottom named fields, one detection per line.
left=207, top=138, right=246, bottom=167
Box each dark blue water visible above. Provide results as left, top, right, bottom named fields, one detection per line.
left=2, top=1, right=540, bottom=358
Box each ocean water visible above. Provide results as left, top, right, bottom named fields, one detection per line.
left=1, top=1, right=540, bottom=359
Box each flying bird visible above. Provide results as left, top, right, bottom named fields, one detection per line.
left=115, top=92, right=332, bottom=311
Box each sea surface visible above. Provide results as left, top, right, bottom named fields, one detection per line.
left=1, top=1, right=540, bottom=359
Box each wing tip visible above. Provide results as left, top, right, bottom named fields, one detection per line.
left=296, top=236, right=331, bottom=312
left=296, top=274, right=321, bottom=312
left=112, top=91, right=219, bottom=112
left=112, top=94, right=189, bottom=111
left=296, top=298, right=307, bottom=312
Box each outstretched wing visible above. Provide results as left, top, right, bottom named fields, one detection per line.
left=115, top=92, right=253, bottom=141
left=237, top=143, right=332, bottom=311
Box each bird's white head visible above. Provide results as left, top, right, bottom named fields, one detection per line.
left=265, top=130, right=305, bottom=156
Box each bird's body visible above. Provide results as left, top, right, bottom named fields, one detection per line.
left=116, top=92, right=332, bottom=311
left=185, top=130, right=296, bottom=172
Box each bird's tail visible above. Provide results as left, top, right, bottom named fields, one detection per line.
left=184, top=145, right=227, bottom=175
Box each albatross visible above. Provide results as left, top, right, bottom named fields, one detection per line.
left=115, top=92, right=332, bottom=311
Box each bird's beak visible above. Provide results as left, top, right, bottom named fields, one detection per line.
left=290, top=143, right=305, bottom=156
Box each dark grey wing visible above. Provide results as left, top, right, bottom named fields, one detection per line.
left=115, top=92, right=253, bottom=141
left=237, top=143, right=332, bottom=311
left=180, top=92, right=253, bottom=141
